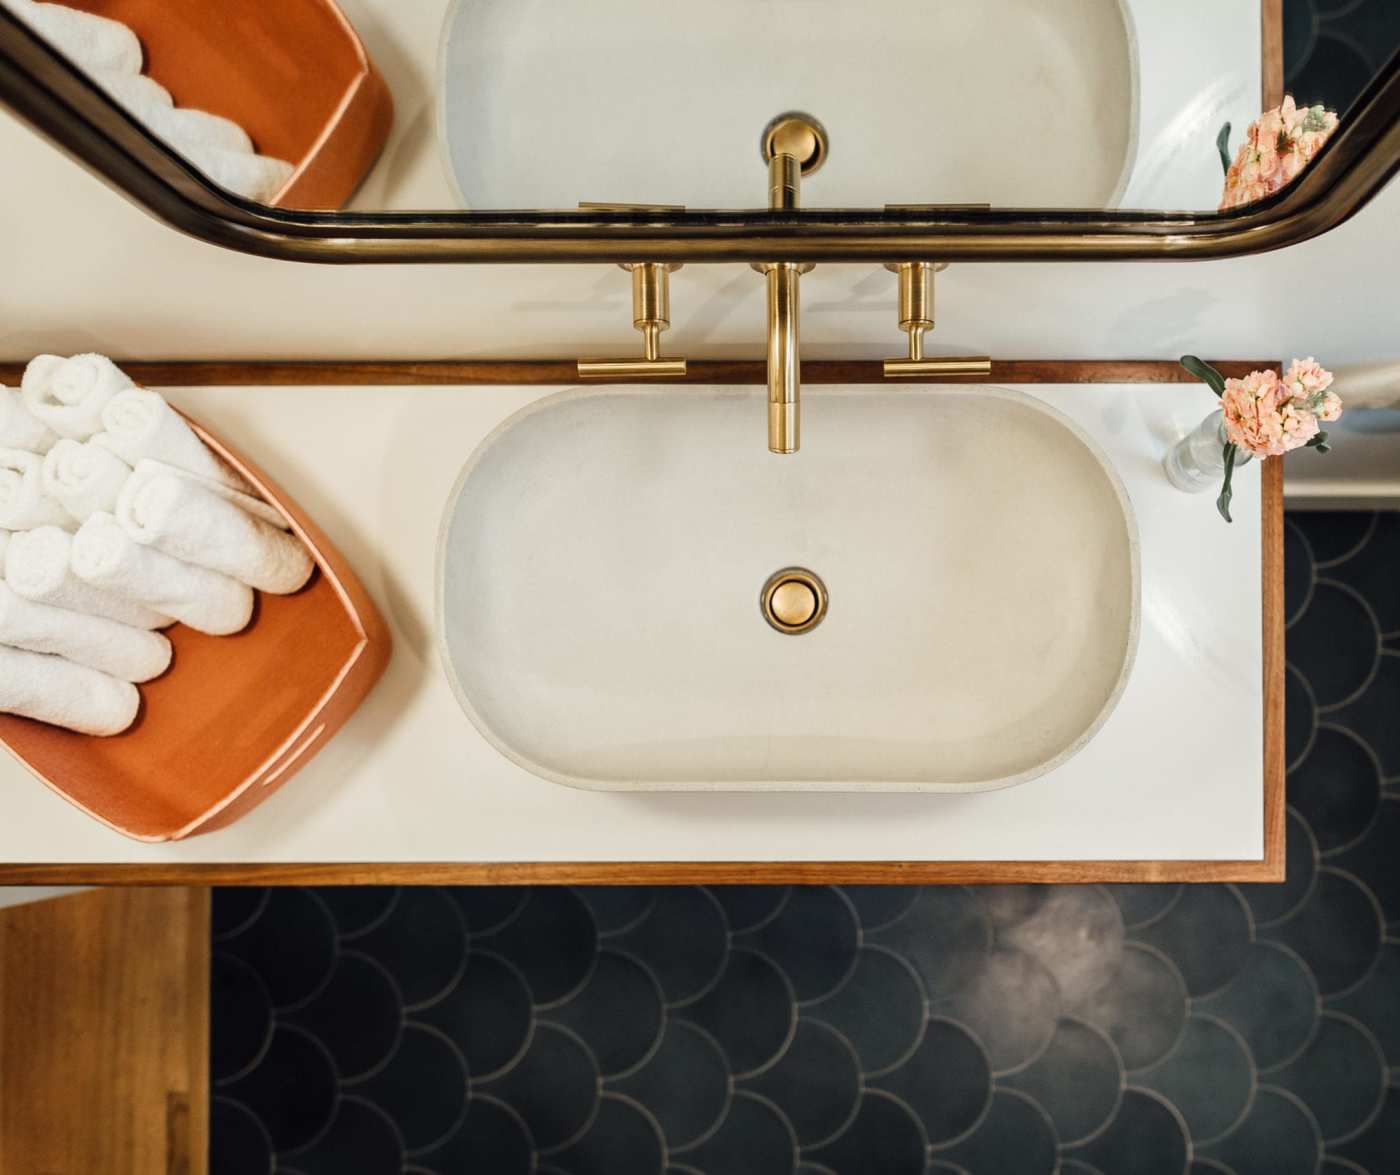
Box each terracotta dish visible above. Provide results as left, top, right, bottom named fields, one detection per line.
left=0, top=415, right=392, bottom=841
left=64, top=0, right=393, bottom=209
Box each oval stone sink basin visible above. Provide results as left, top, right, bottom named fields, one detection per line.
left=439, top=0, right=1137, bottom=209
left=438, top=386, right=1140, bottom=792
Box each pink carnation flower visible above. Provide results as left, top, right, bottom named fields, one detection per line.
left=1220, top=97, right=1339, bottom=210
left=1221, top=360, right=1341, bottom=457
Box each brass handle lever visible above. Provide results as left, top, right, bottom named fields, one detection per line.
left=881, top=261, right=990, bottom=379
left=578, top=261, right=687, bottom=380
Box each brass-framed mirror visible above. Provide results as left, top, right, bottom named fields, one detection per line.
left=0, top=1, right=1397, bottom=264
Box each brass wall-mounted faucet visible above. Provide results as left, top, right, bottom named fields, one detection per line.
left=578, top=140, right=992, bottom=446
left=755, top=113, right=825, bottom=454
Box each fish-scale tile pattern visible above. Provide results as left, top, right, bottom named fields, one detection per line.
left=212, top=511, right=1400, bottom=1173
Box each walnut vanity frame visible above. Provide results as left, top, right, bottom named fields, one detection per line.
left=0, top=359, right=1285, bottom=887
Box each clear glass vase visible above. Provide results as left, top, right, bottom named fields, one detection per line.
left=1163, top=409, right=1253, bottom=492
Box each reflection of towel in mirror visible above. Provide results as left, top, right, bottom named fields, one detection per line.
left=91, top=68, right=171, bottom=112
left=0, top=583, right=171, bottom=683
left=126, top=100, right=254, bottom=155
left=72, top=513, right=253, bottom=637
left=4, top=0, right=144, bottom=75
left=5, top=525, right=171, bottom=630
left=178, top=141, right=295, bottom=203
left=118, top=470, right=312, bottom=594
left=0, top=642, right=139, bottom=736
left=0, top=448, right=73, bottom=531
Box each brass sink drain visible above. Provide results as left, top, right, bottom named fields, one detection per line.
left=760, top=567, right=828, bottom=635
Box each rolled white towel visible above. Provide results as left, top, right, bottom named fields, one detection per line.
left=0, top=448, right=73, bottom=530
left=0, top=386, right=57, bottom=453
left=42, top=439, right=131, bottom=523
left=91, top=68, right=172, bottom=112
left=22, top=353, right=134, bottom=441
left=179, top=141, right=294, bottom=203
left=0, top=583, right=170, bottom=683
left=72, top=513, right=252, bottom=636
left=133, top=459, right=287, bottom=530
left=96, top=388, right=253, bottom=493
left=5, top=525, right=171, bottom=630
left=117, top=470, right=312, bottom=594
left=0, top=529, right=9, bottom=566
left=0, top=644, right=138, bottom=736
left=6, top=0, right=143, bottom=75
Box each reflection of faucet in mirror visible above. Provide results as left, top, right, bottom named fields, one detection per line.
left=755, top=113, right=824, bottom=454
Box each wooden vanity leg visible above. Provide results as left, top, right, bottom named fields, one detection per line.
left=0, top=887, right=210, bottom=1175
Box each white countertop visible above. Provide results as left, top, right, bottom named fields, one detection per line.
left=0, top=382, right=1262, bottom=864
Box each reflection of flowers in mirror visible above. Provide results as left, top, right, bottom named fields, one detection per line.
left=1220, top=97, right=1339, bottom=210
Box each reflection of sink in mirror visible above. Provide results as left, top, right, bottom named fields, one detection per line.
left=439, top=0, right=1139, bottom=208
left=436, top=386, right=1140, bottom=792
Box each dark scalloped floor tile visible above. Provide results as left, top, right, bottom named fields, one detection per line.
left=869, top=1016, right=991, bottom=1146
left=209, top=1096, right=274, bottom=1175
left=1198, top=1087, right=1323, bottom=1175
left=935, top=1088, right=1058, bottom=1175
left=285, top=1096, right=404, bottom=1175
left=1287, top=581, right=1380, bottom=709
left=544, top=949, right=665, bottom=1078
left=610, top=1020, right=730, bottom=1149
left=1065, top=1088, right=1189, bottom=1175
left=547, top=1094, right=666, bottom=1175
left=741, top=1019, right=863, bottom=1148
left=1003, top=1018, right=1122, bottom=1145
left=417, top=949, right=534, bottom=1082
left=803, top=946, right=927, bottom=1075
left=735, top=886, right=859, bottom=1004
left=353, top=1024, right=468, bottom=1153
left=218, top=1024, right=338, bottom=1154
left=210, top=952, right=274, bottom=1085
left=675, top=947, right=795, bottom=1077
left=218, top=889, right=337, bottom=1012
left=1137, top=1015, right=1254, bottom=1144
left=807, top=1091, right=928, bottom=1175
left=1194, top=941, right=1319, bottom=1070
left=286, top=952, right=402, bottom=1082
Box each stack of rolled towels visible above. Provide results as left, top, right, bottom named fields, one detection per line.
left=1, top=0, right=295, bottom=202
left=0, top=354, right=315, bottom=736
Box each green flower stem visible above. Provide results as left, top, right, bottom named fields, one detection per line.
left=1217, top=442, right=1239, bottom=523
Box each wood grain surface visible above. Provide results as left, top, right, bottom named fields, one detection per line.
left=0, top=887, right=209, bottom=1174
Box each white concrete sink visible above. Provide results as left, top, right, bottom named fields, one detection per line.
left=437, top=386, right=1139, bottom=792
left=438, top=0, right=1138, bottom=209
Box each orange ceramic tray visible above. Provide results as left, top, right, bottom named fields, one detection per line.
left=0, top=416, right=391, bottom=840
left=67, top=0, right=393, bottom=209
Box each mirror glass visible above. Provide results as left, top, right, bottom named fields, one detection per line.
left=4, top=0, right=1397, bottom=216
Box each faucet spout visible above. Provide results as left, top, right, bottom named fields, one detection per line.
left=756, top=113, right=825, bottom=454
left=765, top=262, right=802, bottom=453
